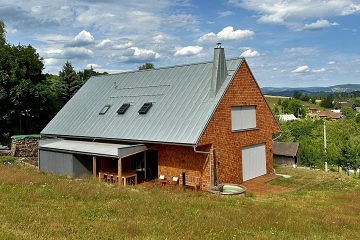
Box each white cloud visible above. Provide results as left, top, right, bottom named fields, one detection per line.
left=96, top=39, right=112, bottom=48
left=153, top=35, right=165, bottom=43
left=117, top=47, right=160, bottom=63
left=240, top=49, right=260, bottom=58
left=197, top=26, right=254, bottom=43
left=291, top=65, right=309, bottom=73
left=86, top=63, right=101, bottom=69
left=312, top=68, right=326, bottom=73
left=230, top=0, right=360, bottom=27
left=174, top=46, right=203, bottom=56
left=327, top=61, right=336, bottom=64
left=218, top=11, right=234, bottom=18
left=66, top=30, right=95, bottom=47
left=341, top=3, right=360, bottom=15
left=113, top=42, right=134, bottom=50
left=300, top=19, right=336, bottom=31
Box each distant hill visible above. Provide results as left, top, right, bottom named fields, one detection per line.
left=261, top=84, right=360, bottom=97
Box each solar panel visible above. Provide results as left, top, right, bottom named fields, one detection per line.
left=117, top=103, right=131, bottom=114
left=138, top=102, right=153, bottom=114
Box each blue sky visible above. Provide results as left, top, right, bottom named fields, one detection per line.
left=1, top=0, right=359, bottom=87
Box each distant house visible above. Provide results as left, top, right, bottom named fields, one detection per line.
left=39, top=45, right=281, bottom=190
left=278, top=114, right=297, bottom=121
left=308, top=107, right=318, bottom=113
left=318, top=110, right=342, bottom=120
left=273, top=142, right=300, bottom=166
left=333, top=102, right=356, bottom=110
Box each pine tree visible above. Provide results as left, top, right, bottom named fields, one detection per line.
left=56, top=61, right=81, bottom=107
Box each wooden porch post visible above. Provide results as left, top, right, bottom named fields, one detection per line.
left=118, top=158, right=122, bottom=186
left=92, top=156, right=97, bottom=179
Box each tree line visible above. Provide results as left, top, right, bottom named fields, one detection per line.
left=0, top=20, right=158, bottom=145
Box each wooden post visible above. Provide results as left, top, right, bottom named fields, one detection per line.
left=92, top=156, right=97, bottom=179
left=118, top=158, right=122, bottom=186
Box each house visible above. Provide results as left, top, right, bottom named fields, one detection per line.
left=39, top=45, right=281, bottom=190
left=318, top=110, right=342, bottom=120
left=308, top=107, right=318, bottom=114
left=333, top=102, right=356, bottom=110
left=273, top=142, right=300, bottom=166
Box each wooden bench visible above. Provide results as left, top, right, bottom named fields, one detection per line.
left=183, top=176, right=201, bottom=191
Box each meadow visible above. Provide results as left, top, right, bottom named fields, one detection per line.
left=1, top=157, right=359, bottom=240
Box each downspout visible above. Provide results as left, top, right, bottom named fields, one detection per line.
left=193, top=145, right=213, bottom=187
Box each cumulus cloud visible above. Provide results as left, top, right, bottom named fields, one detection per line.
left=312, top=68, right=326, bottom=73
left=197, top=26, right=254, bottom=43
left=119, top=47, right=160, bottom=63
left=66, top=30, right=95, bottom=47
left=113, top=42, right=134, bottom=50
left=45, top=47, right=93, bottom=59
left=240, top=49, right=260, bottom=58
left=174, top=46, right=203, bottom=56
left=291, top=65, right=309, bottom=73
left=96, top=39, right=112, bottom=48
left=300, top=19, right=338, bottom=31
left=229, top=0, right=360, bottom=28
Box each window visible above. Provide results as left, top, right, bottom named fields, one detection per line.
left=138, top=102, right=153, bottom=114
left=231, top=106, right=256, bottom=131
left=99, top=105, right=111, bottom=115
left=117, top=103, right=131, bottom=114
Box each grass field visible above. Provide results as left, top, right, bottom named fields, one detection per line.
left=1, top=157, right=360, bottom=240
left=264, top=95, right=325, bottom=113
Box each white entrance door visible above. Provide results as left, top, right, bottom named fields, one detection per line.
left=242, top=143, right=266, bottom=181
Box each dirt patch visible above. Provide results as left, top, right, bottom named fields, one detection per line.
left=241, top=174, right=292, bottom=195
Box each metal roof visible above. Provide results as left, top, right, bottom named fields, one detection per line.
left=41, top=58, right=244, bottom=145
left=273, top=142, right=300, bottom=157
left=39, top=139, right=146, bottom=158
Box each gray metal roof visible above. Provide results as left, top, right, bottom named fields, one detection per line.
left=39, top=139, right=146, bottom=158
left=41, top=57, right=244, bottom=145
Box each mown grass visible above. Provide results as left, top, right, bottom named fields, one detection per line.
left=1, top=158, right=360, bottom=240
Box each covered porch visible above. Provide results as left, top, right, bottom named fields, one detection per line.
left=38, top=139, right=159, bottom=186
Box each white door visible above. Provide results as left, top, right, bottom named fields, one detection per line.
left=242, top=143, right=266, bottom=181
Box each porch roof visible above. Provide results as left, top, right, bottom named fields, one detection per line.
left=39, top=139, right=147, bottom=158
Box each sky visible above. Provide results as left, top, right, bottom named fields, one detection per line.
left=1, top=0, right=360, bottom=88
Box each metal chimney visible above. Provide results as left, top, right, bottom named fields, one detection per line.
left=210, top=43, right=228, bottom=97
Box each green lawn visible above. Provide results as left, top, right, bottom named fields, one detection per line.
left=265, top=95, right=326, bottom=113
left=1, top=158, right=360, bottom=240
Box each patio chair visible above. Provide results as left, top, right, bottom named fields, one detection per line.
left=159, top=174, right=167, bottom=186
left=168, top=176, right=179, bottom=187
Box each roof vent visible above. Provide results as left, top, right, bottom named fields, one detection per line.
left=138, top=102, right=153, bottom=114
left=117, top=103, right=131, bottom=114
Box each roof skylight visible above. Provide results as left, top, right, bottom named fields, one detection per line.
left=99, top=105, right=111, bottom=115
left=138, top=102, right=153, bottom=114
left=117, top=103, right=131, bottom=114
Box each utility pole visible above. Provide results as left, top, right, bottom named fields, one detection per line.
left=324, top=122, right=328, bottom=172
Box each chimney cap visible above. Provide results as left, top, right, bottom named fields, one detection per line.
left=216, top=42, right=222, bottom=48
